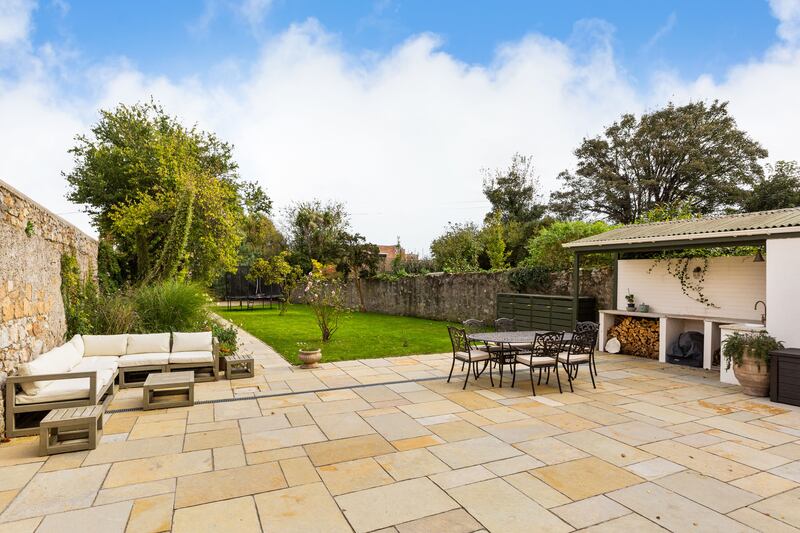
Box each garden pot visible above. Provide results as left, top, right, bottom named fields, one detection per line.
left=626, top=304, right=636, bottom=312
left=298, top=349, right=322, bottom=369
left=733, top=348, right=770, bottom=396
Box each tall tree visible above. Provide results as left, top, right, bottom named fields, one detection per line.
left=65, top=101, right=256, bottom=284
left=430, top=222, right=482, bottom=272
left=549, top=101, right=768, bottom=224
left=339, top=233, right=380, bottom=312
left=740, top=161, right=800, bottom=212
left=284, top=200, right=350, bottom=273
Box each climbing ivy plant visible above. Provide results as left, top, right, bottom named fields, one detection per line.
left=648, top=256, right=718, bottom=308
left=61, top=252, right=98, bottom=337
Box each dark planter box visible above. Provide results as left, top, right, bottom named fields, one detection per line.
left=770, top=348, right=800, bottom=406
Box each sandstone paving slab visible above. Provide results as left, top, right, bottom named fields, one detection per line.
left=0, top=463, right=41, bottom=491
left=237, top=413, right=290, bottom=433
left=541, top=412, right=601, bottom=432
left=317, top=457, right=394, bottom=495
left=279, top=456, right=320, bottom=486
left=763, top=410, right=800, bottom=429
left=673, top=431, right=726, bottom=447
left=514, top=436, right=589, bottom=465
left=174, top=461, right=287, bottom=508
left=94, top=478, right=176, bottom=506
left=391, top=434, right=446, bottom=450
left=448, top=477, right=571, bottom=533
left=429, top=436, right=522, bottom=469
left=83, top=435, right=184, bottom=466
left=607, top=482, right=753, bottom=533
left=0, top=516, right=42, bottom=533
left=580, top=512, right=668, bottom=532
left=355, top=385, right=403, bottom=403
left=256, top=482, right=352, bottom=533
left=417, top=413, right=462, bottom=426
left=35, top=501, right=132, bottom=533
left=399, top=399, right=467, bottom=419
left=128, top=418, right=187, bottom=440
left=126, top=493, right=173, bottom=533
left=559, top=403, right=632, bottom=425
left=365, top=412, right=432, bottom=441
left=698, top=415, right=796, bottom=445
left=728, top=507, right=800, bottom=533
left=531, top=457, right=643, bottom=500
left=429, top=465, right=496, bottom=490
left=702, top=440, right=791, bottom=470
left=187, top=419, right=241, bottom=435
left=482, top=418, right=563, bottom=444
left=375, top=448, right=450, bottom=481
left=172, top=495, right=262, bottom=533
left=0, top=490, right=17, bottom=514
left=622, top=401, right=698, bottom=424
left=0, top=464, right=110, bottom=523
left=770, top=461, right=800, bottom=483
left=624, top=458, right=686, bottom=480
left=593, top=420, right=678, bottom=446
left=313, top=411, right=377, bottom=440
left=426, top=420, right=487, bottom=442
left=400, top=390, right=446, bottom=403
left=640, top=440, right=757, bottom=481
left=336, top=477, right=459, bottom=533
left=183, top=427, right=242, bottom=452
left=474, top=406, right=530, bottom=424
left=212, top=443, right=246, bottom=470
left=484, top=454, right=544, bottom=476
left=730, top=471, right=798, bottom=497
left=654, top=470, right=761, bottom=513
left=551, top=494, right=630, bottom=529
left=305, top=397, right=372, bottom=417
left=503, top=472, right=571, bottom=508
left=246, top=445, right=306, bottom=465
left=394, top=509, right=483, bottom=533
left=39, top=450, right=87, bottom=472
left=556, top=429, right=653, bottom=466
left=305, top=433, right=395, bottom=466
left=445, top=391, right=503, bottom=411
left=104, top=450, right=212, bottom=489
left=242, top=424, right=328, bottom=453
left=213, top=399, right=262, bottom=421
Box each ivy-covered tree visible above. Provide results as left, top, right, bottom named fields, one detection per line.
left=65, top=100, right=258, bottom=285
left=549, top=101, right=768, bottom=224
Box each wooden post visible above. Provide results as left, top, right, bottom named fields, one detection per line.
left=572, top=252, right=581, bottom=328
left=612, top=252, right=619, bottom=310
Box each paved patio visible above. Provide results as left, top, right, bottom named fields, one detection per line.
left=2, top=332, right=800, bottom=532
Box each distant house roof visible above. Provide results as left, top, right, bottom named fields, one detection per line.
left=562, top=207, right=800, bottom=253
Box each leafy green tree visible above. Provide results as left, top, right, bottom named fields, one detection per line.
left=339, top=233, right=380, bottom=312
left=636, top=198, right=700, bottom=224
left=285, top=200, right=350, bottom=273
left=482, top=153, right=546, bottom=224
left=65, top=101, right=254, bottom=284
left=740, top=161, right=800, bottom=212
left=525, top=220, right=614, bottom=271
left=248, top=251, right=303, bottom=315
left=430, top=222, right=482, bottom=272
left=549, top=101, right=768, bottom=224
left=480, top=213, right=510, bottom=270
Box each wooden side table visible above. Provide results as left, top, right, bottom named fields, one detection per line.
left=143, top=371, right=195, bottom=410
left=225, top=354, right=255, bottom=379
left=40, top=405, right=104, bottom=455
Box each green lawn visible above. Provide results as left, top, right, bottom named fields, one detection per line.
left=216, top=304, right=457, bottom=364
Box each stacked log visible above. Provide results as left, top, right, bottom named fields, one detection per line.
left=607, top=317, right=659, bottom=359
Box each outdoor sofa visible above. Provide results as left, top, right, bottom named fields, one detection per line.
left=5, top=331, right=219, bottom=437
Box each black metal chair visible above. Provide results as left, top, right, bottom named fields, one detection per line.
left=512, top=331, right=564, bottom=396
left=461, top=319, right=486, bottom=370
left=447, top=327, right=493, bottom=390
left=575, top=321, right=600, bottom=375
left=558, top=330, right=598, bottom=391
left=495, top=318, right=516, bottom=332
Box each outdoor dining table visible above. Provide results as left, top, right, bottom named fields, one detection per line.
left=467, top=330, right=574, bottom=387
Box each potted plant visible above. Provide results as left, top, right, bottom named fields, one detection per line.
left=625, top=291, right=636, bottom=312
left=297, top=342, right=322, bottom=369
left=212, top=323, right=238, bottom=374
left=722, top=331, right=784, bottom=396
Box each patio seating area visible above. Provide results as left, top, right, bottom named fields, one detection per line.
left=1, top=329, right=800, bottom=532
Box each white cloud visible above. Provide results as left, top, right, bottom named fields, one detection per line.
left=1, top=8, right=800, bottom=254
left=0, top=0, right=35, bottom=45
left=770, top=0, right=800, bottom=44
left=644, top=12, right=677, bottom=51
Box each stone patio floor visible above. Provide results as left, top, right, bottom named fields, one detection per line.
left=2, top=329, right=800, bottom=531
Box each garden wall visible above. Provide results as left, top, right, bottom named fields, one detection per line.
left=335, top=267, right=613, bottom=323
left=0, top=180, right=97, bottom=436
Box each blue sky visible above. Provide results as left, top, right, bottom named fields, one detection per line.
left=2, top=0, right=799, bottom=253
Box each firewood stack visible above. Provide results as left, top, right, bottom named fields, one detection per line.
left=607, top=317, right=659, bottom=359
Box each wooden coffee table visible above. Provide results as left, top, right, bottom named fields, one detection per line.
left=143, top=371, right=195, bottom=410
left=226, top=354, right=255, bottom=379
left=40, top=405, right=104, bottom=455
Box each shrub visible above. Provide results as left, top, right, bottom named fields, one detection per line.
left=133, top=280, right=210, bottom=332
left=61, top=253, right=98, bottom=337
left=304, top=260, right=347, bottom=342
left=508, top=265, right=552, bottom=293
left=93, top=295, right=139, bottom=334
left=525, top=220, right=614, bottom=271
left=722, top=331, right=784, bottom=371
left=212, top=322, right=238, bottom=356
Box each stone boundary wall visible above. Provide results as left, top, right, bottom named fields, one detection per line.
left=325, top=267, right=613, bottom=323
left=0, top=179, right=97, bottom=436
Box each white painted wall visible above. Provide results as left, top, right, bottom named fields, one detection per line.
left=766, top=238, right=800, bottom=348
left=617, top=256, right=765, bottom=320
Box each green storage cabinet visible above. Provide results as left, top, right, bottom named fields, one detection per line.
left=496, top=293, right=596, bottom=331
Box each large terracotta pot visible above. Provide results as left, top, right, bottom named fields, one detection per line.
left=733, top=348, right=770, bottom=397
left=298, top=349, right=322, bottom=369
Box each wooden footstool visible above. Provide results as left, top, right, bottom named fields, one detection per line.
left=226, top=354, right=255, bottom=379
left=39, top=406, right=104, bottom=456
left=143, top=371, right=195, bottom=410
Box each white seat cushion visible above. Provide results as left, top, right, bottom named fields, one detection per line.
left=83, top=334, right=128, bottom=356
left=514, top=355, right=556, bottom=366
left=558, top=353, right=591, bottom=363
left=454, top=350, right=490, bottom=362
left=127, top=333, right=171, bottom=355
left=73, top=357, right=119, bottom=374
left=172, top=332, right=212, bottom=353
left=16, top=343, right=82, bottom=395
left=119, top=353, right=170, bottom=368
left=15, top=369, right=114, bottom=405
left=68, top=334, right=85, bottom=357
left=169, top=351, right=213, bottom=364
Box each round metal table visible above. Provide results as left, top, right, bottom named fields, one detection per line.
left=467, top=330, right=573, bottom=387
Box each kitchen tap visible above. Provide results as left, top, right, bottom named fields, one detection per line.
left=754, top=300, right=766, bottom=325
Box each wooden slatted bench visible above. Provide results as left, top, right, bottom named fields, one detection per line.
left=39, top=405, right=104, bottom=455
